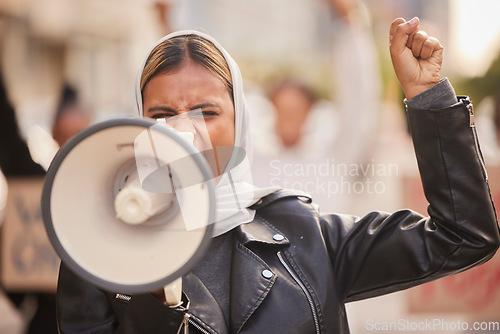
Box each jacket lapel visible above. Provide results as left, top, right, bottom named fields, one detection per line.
left=229, top=215, right=289, bottom=333
left=183, top=272, right=229, bottom=334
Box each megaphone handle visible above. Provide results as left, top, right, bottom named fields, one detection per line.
left=164, top=277, right=183, bottom=307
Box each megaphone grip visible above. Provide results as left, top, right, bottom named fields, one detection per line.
left=164, top=277, right=183, bottom=307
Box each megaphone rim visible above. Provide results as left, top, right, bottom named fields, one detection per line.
left=41, top=116, right=216, bottom=294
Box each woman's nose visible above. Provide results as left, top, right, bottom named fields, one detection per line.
left=171, top=113, right=195, bottom=130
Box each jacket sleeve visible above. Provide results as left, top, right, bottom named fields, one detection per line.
left=321, top=97, right=500, bottom=302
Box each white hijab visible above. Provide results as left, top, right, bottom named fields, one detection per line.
left=135, top=30, right=279, bottom=237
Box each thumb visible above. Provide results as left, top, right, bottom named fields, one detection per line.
left=390, top=17, right=419, bottom=56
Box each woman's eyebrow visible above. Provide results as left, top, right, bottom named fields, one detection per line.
left=189, top=103, right=219, bottom=110
left=147, top=103, right=220, bottom=114
left=147, top=106, right=177, bottom=114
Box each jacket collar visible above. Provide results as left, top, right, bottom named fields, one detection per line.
left=235, top=214, right=290, bottom=247
left=186, top=215, right=290, bottom=334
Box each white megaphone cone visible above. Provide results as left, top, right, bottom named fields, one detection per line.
left=41, top=117, right=215, bottom=301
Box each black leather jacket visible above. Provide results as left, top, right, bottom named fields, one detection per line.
left=57, top=98, right=500, bottom=333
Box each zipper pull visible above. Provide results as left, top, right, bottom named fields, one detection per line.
left=177, top=313, right=190, bottom=334
left=184, top=313, right=190, bottom=334
left=467, top=103, right=475, bottom=127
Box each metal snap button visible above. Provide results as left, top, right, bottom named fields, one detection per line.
left=262, top=269, right=273, bottom=279
left=273, top=234, right=284, bottom=241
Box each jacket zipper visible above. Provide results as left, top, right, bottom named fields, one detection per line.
left=187, top=314, right=212, bottom=334
left=114, top=293, right=131, bottom=302
left=277, top=251, right=320, bottom=334
left=467, top=101, right=488, bottom=181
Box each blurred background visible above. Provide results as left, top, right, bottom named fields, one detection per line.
left=1, top=0, right=500, bottom=333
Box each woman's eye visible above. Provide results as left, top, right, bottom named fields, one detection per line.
left=202, top=111, right=217, bottom=117
left=151, top=113, right=175, bottom=119
left=189, top=109, right=217, bottom=118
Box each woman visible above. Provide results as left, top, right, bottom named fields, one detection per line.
left=57, top=17, right=500, bottom=333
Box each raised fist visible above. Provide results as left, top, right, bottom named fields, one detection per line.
left=390, top=17, right=443, bottom=100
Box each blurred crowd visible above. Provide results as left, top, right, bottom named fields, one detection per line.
left=1, top=0, right=500, bottom=333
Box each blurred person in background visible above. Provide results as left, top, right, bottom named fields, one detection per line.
left=0, top=70, right=57, bottom=333
left=0, top=73, right=90, bottom=334
left=326, top=0, right=381, bottom=170
left=55, top=17, right=500, bottom=334
left=251, top=77, right=338, bottom=160
left=250, top=78, right=342, bottom=212
left=0, top=71, right=25, bottom=334
left=268, top=78, right=318, bottom=150
left=251, top=0, right=381, bottom=215
left=51, top=84, right=92, bottom=148
left=0, top=71, right=46, bottom=178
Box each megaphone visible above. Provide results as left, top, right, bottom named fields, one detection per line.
left=41, top=117, right=215, bottom=302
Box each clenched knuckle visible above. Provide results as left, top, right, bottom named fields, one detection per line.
left=415, top=31, right=428, bottom=41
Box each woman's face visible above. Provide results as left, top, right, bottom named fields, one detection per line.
left=142, top=60, right=235, bottom=175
